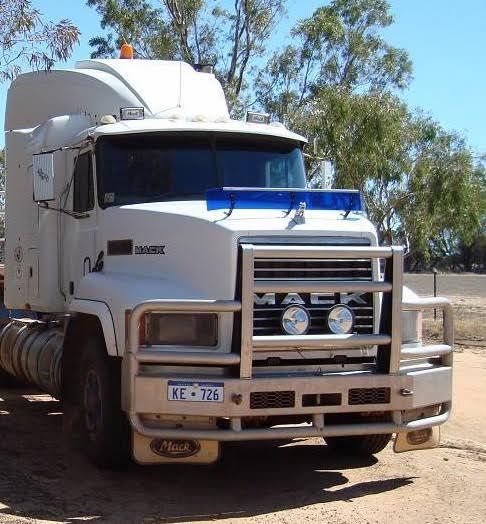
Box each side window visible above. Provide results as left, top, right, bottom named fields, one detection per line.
left=73, top=152, right=94, bottom=213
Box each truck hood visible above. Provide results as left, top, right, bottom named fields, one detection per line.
left=96, top=200, right=378, bottom=300
left=103, top=199, right=377, bottom=235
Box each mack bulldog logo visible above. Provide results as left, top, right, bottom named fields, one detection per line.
left=254, top=292, right=367, bottom=306
left=134, top=245, right=166, bottom=255
left=150, top=439, right=201, bottom=458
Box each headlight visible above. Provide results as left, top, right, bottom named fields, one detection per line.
left=327, top=305, right=354, bottom=334
left=281, top=305, right=310, bottom=335
left=143, top=313, right=218, bottom=347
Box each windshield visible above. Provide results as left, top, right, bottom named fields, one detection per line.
left=95, top=133, right=306, bottom=208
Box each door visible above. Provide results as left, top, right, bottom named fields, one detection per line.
left=62, top=150, right=97, bottom=300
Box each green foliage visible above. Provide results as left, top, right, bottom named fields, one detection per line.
left=87, top=0, right=285, bottom=112
left=257, top=0, right=412, bottom=120
left=0, top=0, right=80, bottom=82
left=295, top=88, right=484, bottom=266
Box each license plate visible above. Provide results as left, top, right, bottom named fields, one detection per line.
left=167, top=381, right=224, bottom=403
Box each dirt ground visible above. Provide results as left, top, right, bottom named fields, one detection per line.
left=0, top=274, right=484, bottom=524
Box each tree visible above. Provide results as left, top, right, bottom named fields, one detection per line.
left=87, top=0, right=285, bottom=112
left=455, top=162, right=486, bottom=271
left=296, top=88, right=483, bottom=264
left=0, top=149, right=5, bottom=239
left=0, top=0, right=80, bottom=82
left=257, top=0, right=412, bottom=121
left=87, top=0, right=484, bottom=267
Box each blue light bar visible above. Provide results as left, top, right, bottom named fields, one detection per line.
left=206, top=188, right=363, bottom=213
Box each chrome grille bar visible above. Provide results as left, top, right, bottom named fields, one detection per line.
left=252, top=246, right=393, bottom=259
left=253, top=280, right=390, bottom=293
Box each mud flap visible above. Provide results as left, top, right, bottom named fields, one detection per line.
left=132, top=431, right=220, bottom=464
left=393, top=426, right=441, bottom=453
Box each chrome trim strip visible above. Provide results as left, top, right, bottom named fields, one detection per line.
left=254, top=280, right=391, bottom=293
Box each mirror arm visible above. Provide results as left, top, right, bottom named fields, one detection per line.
left=37, top=201, right=90, bottom=219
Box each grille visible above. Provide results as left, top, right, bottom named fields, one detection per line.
left=253, top=258, right=374, bottom=336
left=254, top=258, right=373, bottom=281
left=348, top=387, right=391, bottom=405
left=250, top=390, right=295, bottom=409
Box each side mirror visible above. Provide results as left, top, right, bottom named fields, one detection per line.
left=33, top=153, right=55, bottom=202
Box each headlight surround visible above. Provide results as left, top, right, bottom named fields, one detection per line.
left=327, top=304, right=354, bottom=334
left=143, top=313, right=218, bottom=347
left=281, top=305, right=310, bottom=335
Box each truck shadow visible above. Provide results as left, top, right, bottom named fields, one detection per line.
left=0, top=388, right=415, bottom=523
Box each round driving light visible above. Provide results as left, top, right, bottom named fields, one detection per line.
left=327, top=305, right=354, bottom=334
left=281, top=305, right=310, bottom=335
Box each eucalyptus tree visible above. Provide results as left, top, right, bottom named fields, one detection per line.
left=257, top=0, right=412, bottom=121
left=0, top=0, right=80, bottom=82
left=297, top=88, right=483, bottom=263
left=87, top=0, right=285, bottom=112
left=86, top=0, right=484, bottom=265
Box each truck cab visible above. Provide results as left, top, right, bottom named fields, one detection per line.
left=0, top=59, right=454, bottom=467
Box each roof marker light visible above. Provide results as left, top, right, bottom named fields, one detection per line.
left=246, top=111, right=270, bottom=125
left=120, top=107, right=144, bottom=120
left=120, top=43, right=134, bottom=59
left=100, top=114, right=117, bottom=125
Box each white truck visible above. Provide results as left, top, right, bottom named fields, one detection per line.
left=0, top=57, right=454, bottom=467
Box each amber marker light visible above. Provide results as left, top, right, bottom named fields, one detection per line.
left=120, top=43, right=134, bottom=59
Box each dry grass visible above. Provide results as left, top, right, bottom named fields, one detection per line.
left=424, top=317, right=485, bottom=345
left=404, top=274, right=486, bottom=346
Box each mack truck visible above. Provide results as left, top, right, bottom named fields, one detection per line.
left=0, top=56, right=454, bottom=468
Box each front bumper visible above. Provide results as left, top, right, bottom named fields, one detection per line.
left=129, top=366, right=452, bottom=441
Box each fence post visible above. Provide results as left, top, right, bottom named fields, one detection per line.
left=433, top=268, right=438, bottom=320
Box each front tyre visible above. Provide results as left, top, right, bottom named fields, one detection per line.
left=79, top=337, right=130, bottom=468
left=324, top=433, right=391, bottom=456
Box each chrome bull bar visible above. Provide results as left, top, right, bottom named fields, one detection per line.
left=128, top=405, right=451, bottom=442
left=240, top=244, right=403, bottom=378
left=125, top=244, right=454, bottom=441
left=401, top=297, right=454, bottom=367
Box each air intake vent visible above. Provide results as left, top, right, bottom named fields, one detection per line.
left=348, top=387, right=391, bottom=405
left=250, top=391, right=295, bottom=409
left=107, top=239, right=133, bottom=255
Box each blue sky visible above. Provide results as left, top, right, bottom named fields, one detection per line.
left=1, top=0, right=485, bottom=153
